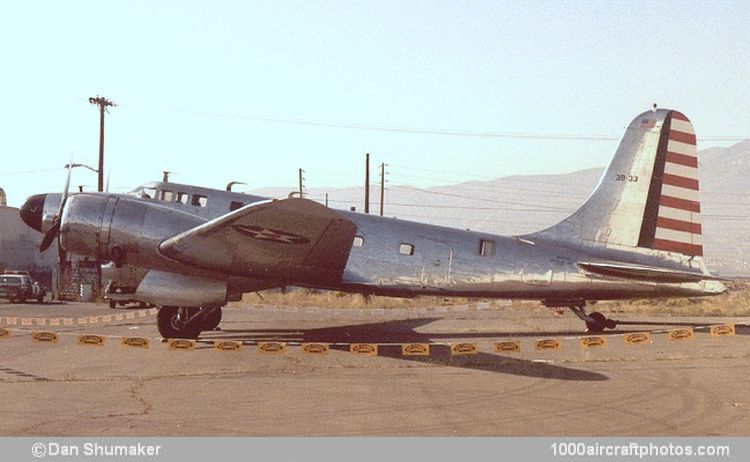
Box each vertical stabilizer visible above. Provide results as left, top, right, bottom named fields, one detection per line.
left=531, top=109, right=703, bottom=257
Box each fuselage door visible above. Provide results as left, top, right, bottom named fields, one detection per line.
left=420, top=240, right=454, bottom=289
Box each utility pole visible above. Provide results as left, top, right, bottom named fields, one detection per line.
left=298, top=168, right=305, bottom=197
left=364, top=153, right=370, bottom=214
left=380, top=162, right=385, bottom=216
left=88, top=96, right=114, bottom=303
left=88, top=96, right=115, bottom=192
left=325, top=193, right=329, bottom=207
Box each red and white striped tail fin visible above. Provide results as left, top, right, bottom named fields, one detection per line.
left=638, top=111, right=703, bottom=256
left=639, top=111, right=703, bottom=256
left=530, top=108, right=705, bottom=260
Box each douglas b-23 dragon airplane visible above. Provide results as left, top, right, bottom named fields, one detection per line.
left=19, top=108, right=725, bottom=338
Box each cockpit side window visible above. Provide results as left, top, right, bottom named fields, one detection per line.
left=159, top=190, right=174, bottom=202
left=141, top=187, right=156, bottom=199
left=229, top=201, right=244, bottom=211
left=191, top=194, right=208, bottom=207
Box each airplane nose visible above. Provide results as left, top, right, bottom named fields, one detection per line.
left=19, top=194, right=47, bottom=232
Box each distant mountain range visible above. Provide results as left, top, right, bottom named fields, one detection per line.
left=252, top=140, right=750, bottom=277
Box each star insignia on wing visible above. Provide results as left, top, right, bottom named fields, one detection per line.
left=232, top=224, right=310, bottom=244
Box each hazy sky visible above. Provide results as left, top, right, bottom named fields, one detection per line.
left=0, top=0, right=748, bottom=207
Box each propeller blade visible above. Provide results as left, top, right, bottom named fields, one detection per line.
left=40, top=220, right=60, bottom=252
left=58, top=161, right=73, bottom=217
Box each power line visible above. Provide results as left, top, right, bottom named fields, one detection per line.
left=387, top=172, right=750, bottom=201
left=387, top=164, right=750, bottom=199
left=389, top=163, right=600, bottom=187
left=127, top=104, right=750, bottom=142
left=0, top=167, right=66, bottom=175
left=388, top=166, right=599, bottom=189
left=314, top=196, right=564, bottom=211
left=309, top=196, right=750, bottom=221
left=386, top=173, right=589, bottom=201
left=390, top=185, right=571, bottom=211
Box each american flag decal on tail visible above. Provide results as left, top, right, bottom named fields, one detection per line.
left=640, top=111, right=703, bottom=256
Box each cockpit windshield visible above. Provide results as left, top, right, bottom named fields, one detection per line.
left=127, top=186, right=157, bottom=199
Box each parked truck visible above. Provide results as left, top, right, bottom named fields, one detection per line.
left=0, top=273, right=47, bottom=303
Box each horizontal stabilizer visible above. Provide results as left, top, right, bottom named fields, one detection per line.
left=577, top=261, right=725, bottom=283
left=159, top=198, right=358, bottom=283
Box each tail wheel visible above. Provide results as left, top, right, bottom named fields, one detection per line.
left=585, top=312, right=608, bottom=333
left=157, top=306, right=201, bottom=339
left=201, top=307, right=222, bottom=331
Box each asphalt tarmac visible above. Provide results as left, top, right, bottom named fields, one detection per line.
left=0, top=301, right=748, bottom=436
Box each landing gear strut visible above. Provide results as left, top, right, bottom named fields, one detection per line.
left=568, top=305, right=617, bottom=333
left=200, top=306, right=222, bottom=331
left=157, top=306, right=224, bottom=339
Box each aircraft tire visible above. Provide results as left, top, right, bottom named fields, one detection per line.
left=157, top=306, right=201, bottom=339
left=201, top=307, right=222, bottom=331
left=585, top=312, right=608, bottom=333
left=109, top=299, right=116, bottom=309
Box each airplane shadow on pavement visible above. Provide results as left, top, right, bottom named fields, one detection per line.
left=203, top=318, right=609, bottom=382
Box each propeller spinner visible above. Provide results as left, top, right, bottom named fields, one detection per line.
left=19, top=163, right=73, bottom=255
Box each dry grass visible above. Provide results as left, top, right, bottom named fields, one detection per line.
left=240, top=281, right=750, bottom=317
left=240, top=289, right=504, bottom=310
left=597, top=281, right=750, bottom=317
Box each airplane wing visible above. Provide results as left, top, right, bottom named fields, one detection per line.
left=577, top=261, right=725, bottom=283
left=159, top=198, right=358, bottom=284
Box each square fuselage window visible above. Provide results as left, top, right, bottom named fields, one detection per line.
left=191, top=194, right=208, bottom=207
left=479, top=239, right=496, bottom=257
left=399, top=243, right=414, bottom=256
left=353, top=236, right=365, bottom=247
left=176, top=192, right=189, bottom=204
left=230, top=201, right=245, bottom=211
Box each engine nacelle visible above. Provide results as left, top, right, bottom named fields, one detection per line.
left=134, top=270, right=227, bottom=307
left=60, top=193, right=204, bottom=271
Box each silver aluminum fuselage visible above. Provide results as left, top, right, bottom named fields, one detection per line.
left=57, top=188, right=722, bottom=304
left=338, top=212, right=721, bottom=300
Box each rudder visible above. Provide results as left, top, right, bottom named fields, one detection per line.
left=637, top=111, right=702, bottom=256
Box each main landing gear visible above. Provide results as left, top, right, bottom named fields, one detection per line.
left=568, top=305, right=617, bottom=333
left=157, top=306, right=223, bottom=339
